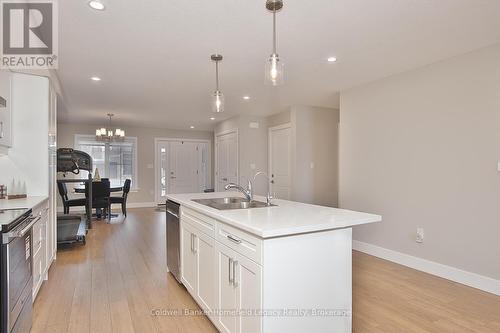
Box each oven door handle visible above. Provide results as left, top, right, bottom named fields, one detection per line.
left=13, top=216, right=40, bottom=238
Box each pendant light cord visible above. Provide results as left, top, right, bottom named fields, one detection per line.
left=272, top=9, right=277, bottom=55
left=215, top=60, right=219, bottom=91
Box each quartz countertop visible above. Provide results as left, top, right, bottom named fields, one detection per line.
left=0, top=196, right=49, bottom=210
left=166, top=192, right=381, bottom=238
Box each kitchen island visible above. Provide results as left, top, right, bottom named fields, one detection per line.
left=166, top=192, right=381, bottom=333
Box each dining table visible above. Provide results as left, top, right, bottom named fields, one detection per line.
left=74, top=183, right=123, bottom=219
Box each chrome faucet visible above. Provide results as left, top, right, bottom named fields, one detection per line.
left=224, top=179, right=253, bottom=202
left=253, top=171, right=273, bottom=206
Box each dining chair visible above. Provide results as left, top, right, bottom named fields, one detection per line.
left=57, top=181, right=87, bottom=214
left=110, top=179, right=131, bottom=216
left=86, top=181, right=111, bottom=222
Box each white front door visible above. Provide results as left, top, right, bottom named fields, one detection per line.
left=269, top=124, right=292, bottom=200
left=169, top=141, right=199, bottom=194
left=155, top=139, right=210, bottom=203
left=216, top=131, right=238, bottom=191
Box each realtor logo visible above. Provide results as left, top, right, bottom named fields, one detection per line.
left=0, top=0, right=58, bottom=69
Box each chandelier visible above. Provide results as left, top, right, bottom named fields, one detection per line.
left=96, top=113, right=125, bottom=141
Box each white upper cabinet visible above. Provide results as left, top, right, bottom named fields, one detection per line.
left=0, top=71, right=12, bottom=149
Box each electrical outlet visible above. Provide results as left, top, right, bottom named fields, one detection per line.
left=416, top=228, right=424, bottom=243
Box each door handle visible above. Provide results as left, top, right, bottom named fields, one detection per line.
left=228, top=257, right=233, bottom=284
left=233, top=260, right=239, bottom=287
left=270, top=180, right=275, bottom=184
left=222, top=177, right=228, bottom=181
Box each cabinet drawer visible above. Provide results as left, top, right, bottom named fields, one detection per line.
left=216, top=222, right=262, bottom=265
left=181, top=207, right=216, bottom=238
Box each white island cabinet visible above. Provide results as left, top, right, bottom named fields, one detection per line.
left=170, top=192, right=381, bottom=333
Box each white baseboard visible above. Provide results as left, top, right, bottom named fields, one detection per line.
left=57, top=202, right=156, bottom=213
left=353, top=240, right=500, bottom=296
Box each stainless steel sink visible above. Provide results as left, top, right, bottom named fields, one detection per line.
left=192, top=197, right=276, bottom=210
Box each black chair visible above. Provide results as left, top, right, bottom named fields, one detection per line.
left=57, top=181, right=87, bottom=214
left=110, top=179, right=131, bottom=216
left=86, top=181, right=111, bottom=222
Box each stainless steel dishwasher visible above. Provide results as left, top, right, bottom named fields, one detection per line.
left=166, top=200, right=181, bottom=283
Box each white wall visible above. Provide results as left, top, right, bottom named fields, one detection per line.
left=215, top=115, right=269, bottom=195
left=291, top=106, right=339, bottom=207
left=0, top=73, right=50, bottom=196
left=58, top=123, right=213, bottom=205
left=216, top=108, right=339, bottom=206
left=339, top=44, right=500, bottom=280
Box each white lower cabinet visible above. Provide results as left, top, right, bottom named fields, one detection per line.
left=215, top=243, right=238, bottom=333
left=181, top=222, right=197, bottom=294
left=181, top=209, right=262, bottom=333
left=32, top=200, right=49, bottom=298
left=196, top=231, right=216, bottom=312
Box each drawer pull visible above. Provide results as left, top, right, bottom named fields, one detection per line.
left=227, top=234, right=242, bottom=244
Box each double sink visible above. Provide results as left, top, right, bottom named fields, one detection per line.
left=192, top=197, right=275, bottom=210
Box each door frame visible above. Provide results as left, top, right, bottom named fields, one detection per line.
left=214, top=128, right=239, bottom=192
left=154, top=137, right=212, bottom=204
left=268, top=123, right=292, bottom=199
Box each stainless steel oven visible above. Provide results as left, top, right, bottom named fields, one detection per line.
left=1, top=209, right=38, bottom=333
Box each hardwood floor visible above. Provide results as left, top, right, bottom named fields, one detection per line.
left=32, top=208, right=500, bottom=333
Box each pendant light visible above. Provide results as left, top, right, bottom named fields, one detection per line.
left=211, top=54, right=224, bottom=113
left=96, top=113, right=125, bottom=142
left=265, top=0, right=284, bottom=86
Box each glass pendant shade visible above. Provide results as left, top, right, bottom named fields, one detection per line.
left=212, top=90, right=225, bottom=113
left=265, top=54, right=284, bottom=86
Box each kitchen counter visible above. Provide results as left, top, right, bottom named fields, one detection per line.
left=0, top=196, right=49, bottom=210
left=166, top=192, right=381, bottom=238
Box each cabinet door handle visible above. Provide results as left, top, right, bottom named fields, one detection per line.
left=193, top=235, right=197, bottom=254
left=190, top=234, right=193, bottom=252
left=228, top=257, right=233, bottom=284
left=233, top=260, right=239, bottom=287
left=0, top=121, right=3, bottom=139
left=222, top=177, right=228, bottom=181
left=227, top=234, right=242, bottom=244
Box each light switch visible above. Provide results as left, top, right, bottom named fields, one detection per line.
left=147, top=164, right=154, bottom=169
left=250, top=163, right=256, bottom=170
left=310, top=162, right=315, bottom=169
left=497, top=162, right=500, bottom=172
left=249, top=122, right=259, bottom=129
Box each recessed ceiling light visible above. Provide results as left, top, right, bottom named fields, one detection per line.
left=243, top=96, right=250, bottom=100
left=327, top=57, right=337, bottom=63
left=88, top=0, right=105, bottom=10
left=210, top=117, right=215, bottom=120
left=190, top=126, right=195, bottom=129
left=90, top=76, right=101, bottom=81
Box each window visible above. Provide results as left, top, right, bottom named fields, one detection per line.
left=74, top=135, right=138, bottom=189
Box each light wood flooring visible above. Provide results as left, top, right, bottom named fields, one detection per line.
left=32, top=208, right=500, bottom=333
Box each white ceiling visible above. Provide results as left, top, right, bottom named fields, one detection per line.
left=57, top=0, right=500, bottom=130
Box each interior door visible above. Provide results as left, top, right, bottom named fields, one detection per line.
left=269, top=125, right=291, bottom=200
left=216, top=131, right=238, bottom=191
left=169, top=141, right=199, bottom=194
